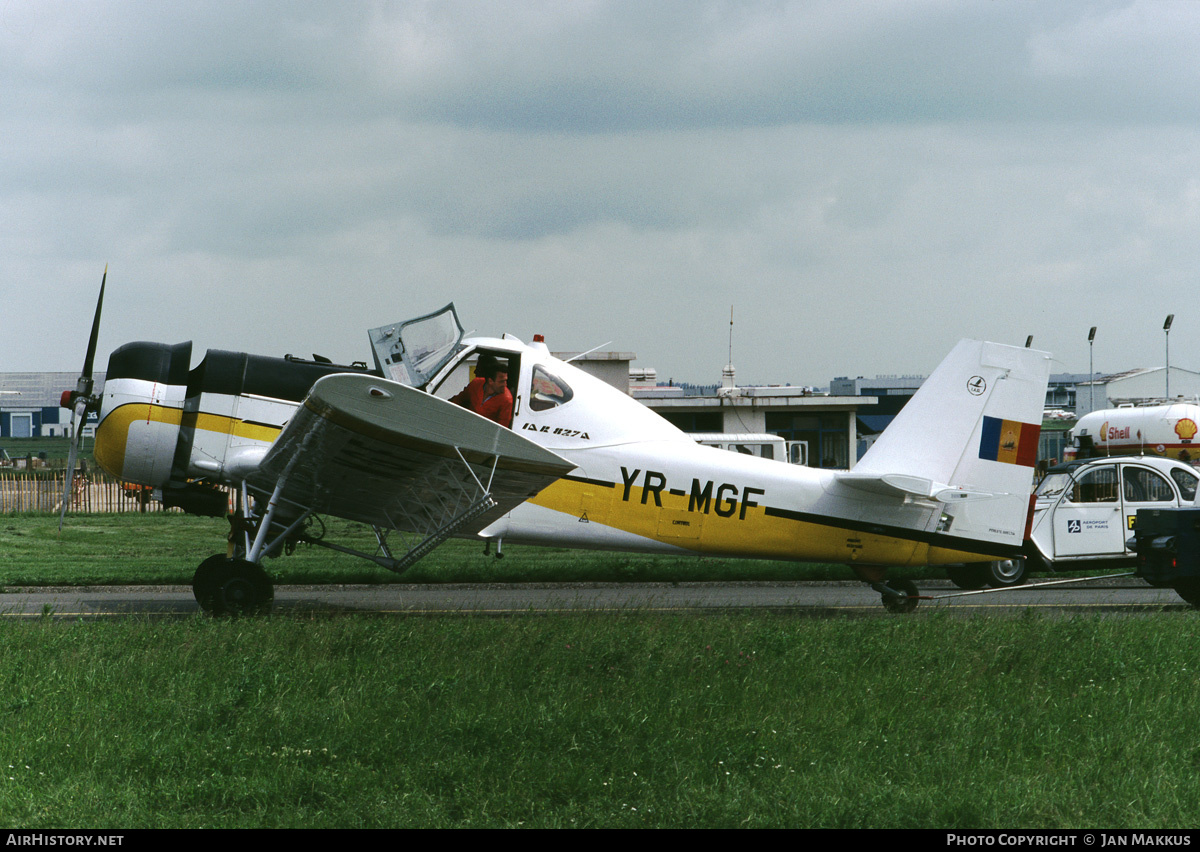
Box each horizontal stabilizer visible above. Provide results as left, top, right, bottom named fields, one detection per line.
left=835, top=472, right=996, bottom=503
left=933, top=488, right=995, bottom=503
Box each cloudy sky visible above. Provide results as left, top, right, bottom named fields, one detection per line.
left=4, top=0, right=1200, bottom=387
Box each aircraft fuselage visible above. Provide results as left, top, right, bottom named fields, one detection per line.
left=92, top=334, right=1019, bottom=574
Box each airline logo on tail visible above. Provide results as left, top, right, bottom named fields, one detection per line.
left=978, top=416, right=1039, bottom=467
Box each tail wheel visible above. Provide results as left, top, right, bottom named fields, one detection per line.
left=194, top=556, right=274, bottom=616
left=881, top=579, right=919, bottom=613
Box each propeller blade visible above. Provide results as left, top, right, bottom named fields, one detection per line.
left=77, top=265, right=107, bottom=398
left=59, top=266, right=107, bottom=532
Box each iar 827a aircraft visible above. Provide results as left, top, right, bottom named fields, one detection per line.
left=60, top=274, right=1051, bottom=614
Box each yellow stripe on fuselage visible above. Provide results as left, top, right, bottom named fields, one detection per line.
left=95, top=403, right=281, bottom=480
left=94, top=403, right=184, bottom=479
left=527, top=476, right=997, bottom=567
left=184, top=411, right=281, bottom=444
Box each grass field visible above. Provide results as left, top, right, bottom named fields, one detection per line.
left=0, top=512, right=1191, bottom=828
left=0, top=612, right=1198, bottom=828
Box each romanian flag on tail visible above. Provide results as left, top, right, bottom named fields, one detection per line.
left=979, top=416, right=1040, bottom=467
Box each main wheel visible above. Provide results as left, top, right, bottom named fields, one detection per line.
left=193, top=557, right=274, bottom=616
left=881, top=578, right=919, bottom=613
left=192, top=554, right=228, bottom=610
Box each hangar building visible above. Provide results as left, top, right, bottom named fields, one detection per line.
left=0, top=372, right=102, bottom=439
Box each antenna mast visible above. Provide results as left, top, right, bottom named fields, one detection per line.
left=728, top=306, right=734, bottom=367
left=721, top=306, right=737, bottom=391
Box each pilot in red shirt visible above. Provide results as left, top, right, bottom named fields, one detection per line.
left=450, top=358, right=513, bottom=428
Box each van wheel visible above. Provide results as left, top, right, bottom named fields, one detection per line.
left=983, top=559, right=1027, bottom=588
left=947, top=564, right=986, bottom=590
left=1173, top=579, right=1200, bottom=607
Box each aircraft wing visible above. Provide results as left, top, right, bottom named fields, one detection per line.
left=249, top=373, right=575, bottom=544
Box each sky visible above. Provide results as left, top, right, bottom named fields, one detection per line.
left=4, top=0, right=1200, bottom=387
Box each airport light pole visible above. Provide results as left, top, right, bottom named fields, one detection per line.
left=1088, top=326, right=1096, bottom=413
left=1165, top=314, right=1175, bottom=400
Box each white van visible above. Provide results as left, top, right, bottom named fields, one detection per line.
left=1027, top=455, right=1200, bottom=568
left=945, top=455, right=1200, bottom=591
left=689, top=433, right=808, bottom=466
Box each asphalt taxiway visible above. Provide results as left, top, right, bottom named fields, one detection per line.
left=0, top=578, right=1189, bottom=618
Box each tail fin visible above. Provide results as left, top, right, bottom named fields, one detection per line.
left=851, top=340, right=1050, bottom=548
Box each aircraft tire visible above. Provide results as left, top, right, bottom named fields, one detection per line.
left=947, top=564, right=987, bottom=591
left=194, top=556, right=274, bottom=616
left=1172, top=579, right=1200, bottom=608
left=881, top=579, right=919, bottom=613
left=192, top=554, right=228, bottom=609
left=982, top=559, right=1027, bottom=588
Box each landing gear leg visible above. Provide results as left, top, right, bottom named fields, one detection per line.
left=194, top=554, right=274, bottom=616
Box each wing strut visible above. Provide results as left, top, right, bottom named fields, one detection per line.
left=241, top=450, right=505, bottom=575
left=359, top=452, right=502, bottom=574
left=376, top=491, right=497, bottom=574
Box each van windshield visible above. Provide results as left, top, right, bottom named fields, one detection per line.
left=1035, top=472, right=1072, bottom=500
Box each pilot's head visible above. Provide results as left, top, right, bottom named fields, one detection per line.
left=477, top=357, right=509, bottom=395
left=485, top=370, right=509, bottom=395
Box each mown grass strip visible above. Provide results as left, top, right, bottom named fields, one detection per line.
left=0, top=612, right=1196, bottom=828
left=0, top=513, right=899, bottom=586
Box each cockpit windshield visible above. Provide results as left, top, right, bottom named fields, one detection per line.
left=367, top=304, right=465, bottom=388
left=529, top=365, right=574, bottom=411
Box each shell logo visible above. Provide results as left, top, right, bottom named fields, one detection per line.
left=1100, top=421, right=1109, bottom=443
left=1176, top=418, right=1198, bottom=442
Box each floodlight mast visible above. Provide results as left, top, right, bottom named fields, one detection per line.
left=1164, top=314, right=1175, bottom=399
left=1088, top=326, right=1096, bottom=413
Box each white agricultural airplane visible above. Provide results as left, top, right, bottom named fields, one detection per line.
left=60, top=280, right=1051, bottom=615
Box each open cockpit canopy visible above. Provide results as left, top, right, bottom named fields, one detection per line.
left=368, top=303, right=465, bottom=389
